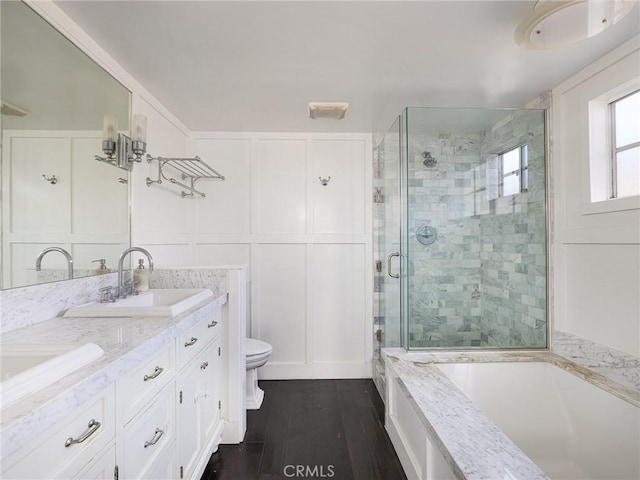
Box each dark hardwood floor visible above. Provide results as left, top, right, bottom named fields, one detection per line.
left=201, top=379, right=406, bottom=480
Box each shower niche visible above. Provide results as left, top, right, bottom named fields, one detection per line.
left=376, top=107, right=548, bottom=351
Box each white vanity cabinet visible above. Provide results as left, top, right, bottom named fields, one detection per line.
left=176, top=308, right=223, bottom=480
left=1, top=385, right=116, bottom=480
left=1, top=301, right=226, bottom=480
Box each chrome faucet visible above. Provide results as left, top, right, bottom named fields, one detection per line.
left=35, top=247, right=73, bottom=279
left=117, top=247, right=154, bottom=298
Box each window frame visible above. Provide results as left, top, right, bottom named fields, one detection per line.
left=498, top=144, right=528, bottom=197
left=609, top=89, right=640, bottom=199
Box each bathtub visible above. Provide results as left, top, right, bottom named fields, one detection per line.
left=437, top=361, right=640, bottom=480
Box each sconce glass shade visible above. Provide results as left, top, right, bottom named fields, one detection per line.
left=132, top=114, right=148, bottom=143
left=102, top=114, right=118, bottom=142
left=515, top=0, right=636, bottom=49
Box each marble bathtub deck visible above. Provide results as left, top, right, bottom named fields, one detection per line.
left=383, top=336, right=640, bottom=480
left=0, top=293, right=228, bottom=460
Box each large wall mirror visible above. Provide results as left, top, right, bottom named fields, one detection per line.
left=1, top=1, right=131, bottom=289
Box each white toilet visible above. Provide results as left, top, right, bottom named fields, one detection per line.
left=245, top=338, right=273, bottom=410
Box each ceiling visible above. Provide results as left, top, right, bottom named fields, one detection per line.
left=54, top=0, right=640, bottom=133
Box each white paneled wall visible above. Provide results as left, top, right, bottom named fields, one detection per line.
left=131, top=97, right=193, bottom=251
left=311, top=140, right=366, bottom=234
left=140, top=132, right=374, bottom=379
left=256, top=243, right=308, bottom=366
left=255, top=139, right=307, bottom=234
left=552, top=36, right=640, bottom=356
left=312, top=244, right=367, bottom=371
left=195, top=139, right=252, bottom=235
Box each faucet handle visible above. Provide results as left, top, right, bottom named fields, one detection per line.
left=98, top=286, right=116, bottom=303
left=124, top=279, right=138, bottom=297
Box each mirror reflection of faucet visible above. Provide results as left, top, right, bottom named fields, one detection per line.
left=35, top=247, right=73, bottom=279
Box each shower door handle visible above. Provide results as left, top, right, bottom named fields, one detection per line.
left=387, top=252, right=400, bottom=279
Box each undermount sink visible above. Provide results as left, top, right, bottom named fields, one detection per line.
left=63, top=288, right=213, bottom=318
left=0, top=343, right=104, bottom=407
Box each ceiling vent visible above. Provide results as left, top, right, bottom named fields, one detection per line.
left=308, top=102, right=349, bottom=120
left=1, top=100, right=29, bottom=117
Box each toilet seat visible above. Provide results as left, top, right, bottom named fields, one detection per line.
left=245, top=338, right=273, bottom=370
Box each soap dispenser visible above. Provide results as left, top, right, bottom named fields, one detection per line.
left=92, top=259, right=111, bottom=275
left=133, top=258, right=149, bottom=292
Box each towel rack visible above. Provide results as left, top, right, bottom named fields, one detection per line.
left=145, top=155, right=225, bottom=198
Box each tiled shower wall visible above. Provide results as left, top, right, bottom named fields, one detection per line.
left=374, top=109, right=547, bottom=350
left=406, top=131, right=484, bottom=347
left=478, top=109, right=547, bottom=348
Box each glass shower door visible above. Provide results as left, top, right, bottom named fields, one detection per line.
left=378, top=116, right=405, bottom=352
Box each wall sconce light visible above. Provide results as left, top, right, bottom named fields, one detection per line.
left=95, top=114, right=148, bottom=171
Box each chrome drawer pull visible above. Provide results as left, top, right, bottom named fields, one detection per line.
left=184, top=337, right=198, bottom=347
left=65, top=419, right=101, bottom=447
left=143, top=428, right=164, bottom=448
left=200, top=361, right=209, bottom=370
left=207, top=320, right=218, bottom=328
left=143, top=366, right=164, bottom=381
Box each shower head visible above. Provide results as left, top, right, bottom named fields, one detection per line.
left=422, top=151, right=437, bottom=168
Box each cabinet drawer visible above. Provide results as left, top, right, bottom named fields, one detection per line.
left=122, top=382, right=175, bottom=480
left=2, top=385, right=116, bottom=480
left=72, top=443, right=116, bottom=480
left=177, top=309, right=221, bottom=370
left=118, top=343, right=175, bottom=424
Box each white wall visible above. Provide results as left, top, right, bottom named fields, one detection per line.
left=130, top=95, right=193, bottom=260
left=134, top=132, right=374, bottom=378
left=552, top=35, right=640, bottom=357
left=158, top=132, right=373, bottom=379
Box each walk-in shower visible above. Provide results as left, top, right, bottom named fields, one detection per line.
left=375, top=107, right=547, bottom=353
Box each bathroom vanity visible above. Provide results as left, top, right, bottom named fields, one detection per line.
left=0, top=289, right=231, bottom=480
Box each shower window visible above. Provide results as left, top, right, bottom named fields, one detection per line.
left=499, top=144, right=528, bottom=197
left=610, top=89, right=640, bottom=199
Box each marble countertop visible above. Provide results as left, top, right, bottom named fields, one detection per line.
left=0, top=293, right=228, bottom=460
left=383, top=340, right=640, bottom=480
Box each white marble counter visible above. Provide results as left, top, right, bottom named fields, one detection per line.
left=383, top=344, right=640, bottom=480
left=0, top=293, right=228, bottom=460
left=553, top=330, right=640, bottom=393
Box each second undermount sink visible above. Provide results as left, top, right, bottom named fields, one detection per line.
left=63, top=288, right=214, bottom=318
left=0, top=343, right=104, bottom=408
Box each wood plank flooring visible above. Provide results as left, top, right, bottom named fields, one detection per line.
left=201, top=379, right=406, bottom=480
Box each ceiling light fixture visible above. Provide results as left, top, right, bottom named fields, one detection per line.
left=308, top=102, right=350, bottom=120
left=515, top=0, right=636, bottom=49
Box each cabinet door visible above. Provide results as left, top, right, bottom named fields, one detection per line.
left=200, top=334, right=222, bottom=445
left=176, top=355, right=204, bottom=479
